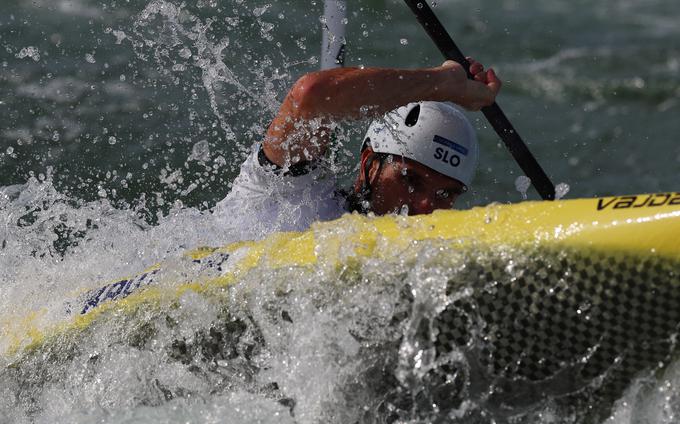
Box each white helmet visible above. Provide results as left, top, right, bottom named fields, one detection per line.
left=362, top=101, right=479, bottom=187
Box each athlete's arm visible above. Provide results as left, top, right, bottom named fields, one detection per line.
left=263, top=59, right=500, bottom=167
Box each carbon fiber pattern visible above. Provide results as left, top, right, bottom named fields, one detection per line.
left=435, top=249, right=680, bottom=398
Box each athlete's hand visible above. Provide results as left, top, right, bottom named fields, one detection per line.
left=441, top=58, right=501, bottom=111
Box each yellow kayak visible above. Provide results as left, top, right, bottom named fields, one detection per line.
left=2, top=192, right=680, bottom=406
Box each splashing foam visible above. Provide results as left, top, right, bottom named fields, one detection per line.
left=0, top=1, right=363, bottom=416
left=604, top=360, right=680, bottom=424
left=0, top=174, right=241, bottom=356
left=15, top=46, right=41, bottom=62
left=3, top=175, right=680, bottom=423
left=132, top=0, right=282, bottom=143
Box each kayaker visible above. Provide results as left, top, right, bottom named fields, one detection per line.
left=215, top=59, right=501, bottom=238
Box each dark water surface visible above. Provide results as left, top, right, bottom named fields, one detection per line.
left=2, top=0, right=678, bottom=213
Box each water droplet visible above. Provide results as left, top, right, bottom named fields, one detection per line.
left=16, top=46, right=40, bottom=62
left=112, top=30, right=127, bottom=44
left=253, top=4, right=270, bottom=17
left=108, top=136, right=117, bottom=145
left=555, top=183, right=570, bottom=200
left=514, top=176, right=531, bottom=200
left=178, top=48, right=192, bottom=59
left=188, top=140, right=211, bottom=163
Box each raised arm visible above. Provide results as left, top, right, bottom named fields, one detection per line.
left=263, top=60, right=500, bottom=167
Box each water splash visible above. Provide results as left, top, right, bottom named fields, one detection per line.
left=15, top=46, right=41, bottom=62
left=515, top=175, right=532, bottom=200
left=2, top=0, right=680, bottom=423
left=555, top=183, right=571, bottom=200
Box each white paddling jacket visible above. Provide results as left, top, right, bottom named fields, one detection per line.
left=213, top=144, right=346, bottom=240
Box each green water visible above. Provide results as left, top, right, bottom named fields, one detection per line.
left=2, top=0, right=678, bottom=215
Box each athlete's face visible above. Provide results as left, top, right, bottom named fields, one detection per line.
left=358, top=153, right=466, bottom=216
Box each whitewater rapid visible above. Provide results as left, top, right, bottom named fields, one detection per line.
left=3, top=0, right=680, bottom=422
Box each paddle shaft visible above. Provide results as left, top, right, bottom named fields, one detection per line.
left=404, top=0, right=555, bottom=200
left=321, top=0, right=347, bottom=69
